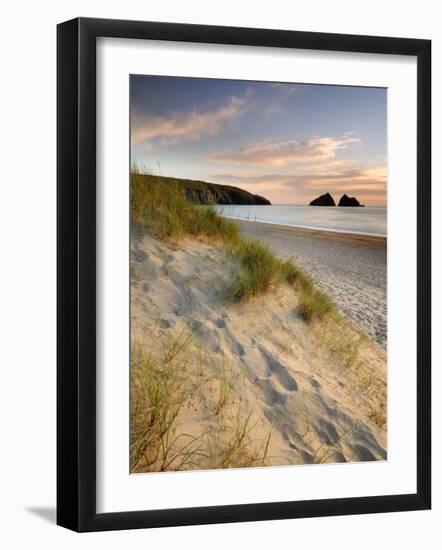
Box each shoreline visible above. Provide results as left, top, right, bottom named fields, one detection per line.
left=235, top=219, right=387, bottom=348
left=225, top=217, right=387, bottom=244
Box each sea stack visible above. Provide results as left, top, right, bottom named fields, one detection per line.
left=309, top=193, right=336, bottom=206
left=338, top=194, right=363, bottom=207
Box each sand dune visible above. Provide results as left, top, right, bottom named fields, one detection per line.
left=131, top=225, right=387, bottom=470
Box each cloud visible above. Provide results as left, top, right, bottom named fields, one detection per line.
left=212, top=165, right=386, bottom=188
left=263, top=103, right=284, bottom=118
left=270, top=83, right=307, bottom=97
left=308, top=166, right=387, bottom=187
left=260, top=84, right=306, bottom=119
left=209, top=136, right=360, bottom=168
left=131, top=95, right=248, bottom=146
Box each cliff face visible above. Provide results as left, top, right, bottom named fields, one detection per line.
left=142, top=175, right=271, bottom=205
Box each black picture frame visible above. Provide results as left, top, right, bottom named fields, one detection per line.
left=57, top=17, right=431, bottom=532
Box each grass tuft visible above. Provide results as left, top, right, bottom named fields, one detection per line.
left=230, top=240, right=281, bottom=301
left=298, top=287, right=336, bottom=322
left=206, top=411, right=272, bottom=469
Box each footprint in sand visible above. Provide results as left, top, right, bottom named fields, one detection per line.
left=213, top=317, right=227, bottom=329
left=190, top=319, right=203, bottom=332
left=259, top=348, right=298, bottom=392
left=225, top=333, right=245, bottom=357
left=260, top=378, right=287, bottom=406
left=159, top=318, right=173, bottom=329
left=350, top=444, right=378, bottom=462
left=299, top=450, right=314, bottom=463
left=212, top=319, right=246, bottom=357
left=352, top=426, right=387, bottom=460
left=132, top=249, right=148, bottom=263
left=190, top=318, right=223, bottom=354
left=327, top=451, right=347, bottom=463
left=317, top=418, right=340, bottom=446
left=308, top=376, right=321, bottom=390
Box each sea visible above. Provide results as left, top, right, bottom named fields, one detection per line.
left=213, top=205, right=387, bottom=237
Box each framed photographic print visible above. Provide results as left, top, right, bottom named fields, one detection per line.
left=57, top=17, right=431, bottom=532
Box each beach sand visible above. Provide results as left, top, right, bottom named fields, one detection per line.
left=235, top=220, right=387, bottom=348
left=131, top=225, right=387, bottom=471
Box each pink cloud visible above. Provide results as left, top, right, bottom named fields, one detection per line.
left=209, top=137, right=360, bottom=168
left=131, top=96, right=248, bottom=146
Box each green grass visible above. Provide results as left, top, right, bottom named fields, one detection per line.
left=206, top=410, right=272, bottom=469
left=230, top=240, right=281, bottom=301
left=131, top=168, right=335, bottom=322
left=298, top=287, right=335, bottom=322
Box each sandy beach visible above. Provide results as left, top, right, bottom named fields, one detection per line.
left=131, top=224, right=387, bottom=470
left=235, top=220, right=387, bottom=348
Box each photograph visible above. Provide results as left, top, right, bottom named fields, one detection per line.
left=129, top=75, right=388, bottom=473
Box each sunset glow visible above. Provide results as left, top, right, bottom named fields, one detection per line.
left=131, top=76, right=387, bottom=205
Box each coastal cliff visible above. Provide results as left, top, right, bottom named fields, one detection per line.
left=137, top=174, right=271, bottom=205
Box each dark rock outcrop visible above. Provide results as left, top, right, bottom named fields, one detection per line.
left=183, top=183, right=271, bottom=205
left=309, top=193, right=336, bottom=206
left=338, top=194, right=363, bottom=207
left=142, top=175, right=271, bottom=205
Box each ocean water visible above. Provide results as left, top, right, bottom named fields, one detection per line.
left=214, top=205, right=387, bottom=237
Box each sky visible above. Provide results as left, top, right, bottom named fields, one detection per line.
left=130, top=75, right=387, bottom=205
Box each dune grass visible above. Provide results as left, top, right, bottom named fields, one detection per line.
left=131, top=169, right=335, bottom=322
left=230, top=240, right=281, bottom=301
left=298, top=287, right=336, bottom=322
left=130, top=341, right=198, bottom=472
left=130, top=333, right=271, bottom=473
left=206, top=410, right=272, bottom=469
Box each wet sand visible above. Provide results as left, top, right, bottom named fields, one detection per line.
left=235, top=220, right=387, bottom=348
